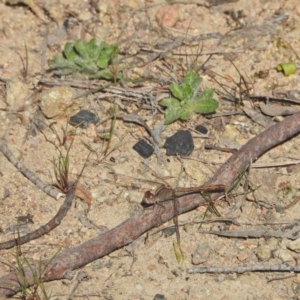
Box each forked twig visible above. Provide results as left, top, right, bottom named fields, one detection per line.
left=1, top=112, right=300, bottom=296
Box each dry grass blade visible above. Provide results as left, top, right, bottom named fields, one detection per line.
left=53, top=150, right=70, bottom=193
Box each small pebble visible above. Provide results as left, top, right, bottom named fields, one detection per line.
left=287, top=239, right=300, bottom=253
left=162, top=226, right=176, bottom=237
left=237, top=251, right=248, bottom=261
left=256, top=239, right=278, bottom=261
left=40, top=86, right=80, bottom=118
left=155, top=6, right=179, bottom=27
left=195, top=124, right=208, bottom=134
left=274, top=249, right=294, bottom=263
left=192, top=243, right=211, bottom=265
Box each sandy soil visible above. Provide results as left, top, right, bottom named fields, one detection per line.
left=1, top=0, right=300, bottom=299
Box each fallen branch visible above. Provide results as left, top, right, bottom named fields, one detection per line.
left=1, top=112, right=300, bottom=297
left=0, top=186, right=75, bottom=250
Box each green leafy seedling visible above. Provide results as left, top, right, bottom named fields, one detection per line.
left=48, top=38, right=122, bottom=80
left=159, top=69, right=219, bottom=124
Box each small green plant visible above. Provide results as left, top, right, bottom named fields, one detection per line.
left=48, top=38, right=121, bottom=80
left=13, top=251, right=56, bottom=299
left=52, top=147, right=70, bottom=193
left=159, top=69, right=219, bottom=124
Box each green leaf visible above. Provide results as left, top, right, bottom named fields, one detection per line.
left=198, top=88, right=215, bottom=101
left=164, top=109, right=180, bottom=124
left=74, top=39, right=89, bottom=60
left=194, top=88, right=219, bottom=113
left=48, top=56, right=79, bottom=72
left=170, top=70, right=203, bottom=102
left=178, top=103, right=194, bottom=120
left=78, top=61, right=99, bottom=75
left=170, top=83, right=184, bottom=100
left=181, top=84, right=194, bottom=102
left=91, top=69, right=114, bottom=80
left=190, top=76, right=202, bottom=94
left=63, top=42, right=77, bottom=61
left=159, top=97, right=180, bottom=108
left=277, top=62, right=297, bottom=76
left=183, top=69, right=197, bottom=86
left=163, top=100, right=182, bottom=124
left=97, top=55, right=109, bottom=69
left=173, top=241, right=184, bottom=265
left=101, top=42, right=118, bottom=58
left=86, top=38, right=101, bottom=61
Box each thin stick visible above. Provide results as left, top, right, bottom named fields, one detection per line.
left=0, top=140, right=63, bottom=200
left=0, top=185, right=75, bottom=250
left=187, top=264, right=300, bottom=274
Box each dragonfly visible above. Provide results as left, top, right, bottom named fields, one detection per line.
left=142, top=184, right=226, bottom=206
left=142, top=183, right=226, bottom=262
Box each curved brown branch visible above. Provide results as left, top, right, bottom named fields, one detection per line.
left=1, top=112, right=300, bottom=297
left=0, top=186, right=75, bottom=250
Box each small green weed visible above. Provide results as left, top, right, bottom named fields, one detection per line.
left=52, top=147, right=70, bottom=193
left=1, top=227, right=60, bottom=299
left=13, top=252, right=56, bottom=299
left=48, top=38, right=121, bottom=80
left=159, top=69, right=219, bottom=124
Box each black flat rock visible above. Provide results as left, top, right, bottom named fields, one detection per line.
left=164, top=130, right=194, bottom=156
left=69, top=110, right=99, bottom=129
left=133, top=139, right=154, bottom=158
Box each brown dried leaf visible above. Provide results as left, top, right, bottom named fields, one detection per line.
left=75, top=182, right=92, bottom=212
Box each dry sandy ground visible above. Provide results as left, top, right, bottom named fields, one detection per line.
left=1, top=0, right=300, bottom=299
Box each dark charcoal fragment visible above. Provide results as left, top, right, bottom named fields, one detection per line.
left=162, top=225, right=176, bottom=237
left=195, top=124, right=208, bottom=134
left=133, top=139, right=154, bottom=158
left=69, top=110, right=99, bottom=129
left=164, top=130, right=194, bottom=156
left=153, top=295, right=166, bottom=300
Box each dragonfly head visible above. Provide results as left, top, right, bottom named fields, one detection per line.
left=141, top=190, right=155, bottom=207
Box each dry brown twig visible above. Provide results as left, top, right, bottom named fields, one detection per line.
left=1, top=112, right=300, bottom=297
left=0, top=185, right=75, bottom=250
